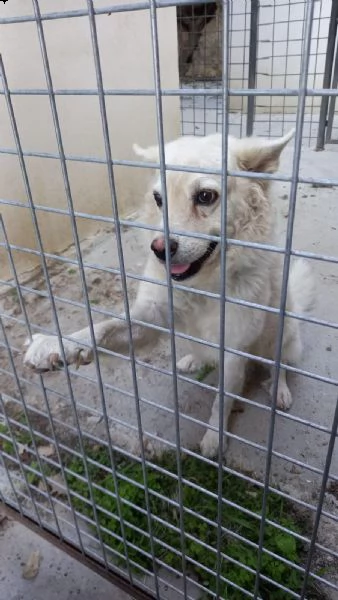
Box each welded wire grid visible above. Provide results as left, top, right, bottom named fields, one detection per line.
left=179, top=0, right=335, bottom=143
left=0, top=1, right=338, bottom=600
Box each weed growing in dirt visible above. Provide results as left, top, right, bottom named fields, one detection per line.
left=195, top=363, right=215, bottom=382
left=65, top=446, right=307, bottom=599
left=0, top=420, right=319, bottom=599
left=0, top=418, right=32, bottom=455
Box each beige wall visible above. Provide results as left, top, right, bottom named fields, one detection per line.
left=0, top=0, right=180, bottom=278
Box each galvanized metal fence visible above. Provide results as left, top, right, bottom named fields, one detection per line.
left=179, top=0, right=337, bottom=144
left=0, top=1, right=338, bottom=599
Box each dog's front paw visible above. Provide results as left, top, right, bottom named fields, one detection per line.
left=200, top=429, right=223, bottom=458
left=24, top=334, right=91, bottom=373
left=276, top=384, right=293, bottom=411
left=264, top=377, right=293, bottom=411
left=176, top=354, right=203, bottom=374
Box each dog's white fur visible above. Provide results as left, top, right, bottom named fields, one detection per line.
left=24, top=129, right=314, bottom=457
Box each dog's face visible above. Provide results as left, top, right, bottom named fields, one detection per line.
left=134, top=130, right=294, bottom=282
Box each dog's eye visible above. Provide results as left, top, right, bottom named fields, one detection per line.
left=194, top=189, right=219, bottom=206
left=153, top=191, right=162, bottom=208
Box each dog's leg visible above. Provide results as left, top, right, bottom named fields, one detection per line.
left=200, top=354, right=247, bottom=457
left=265, top=367, right=292, bottom=410
left=265, top=318, right=303, bottom=411
left=24, top=280, right=168, bottom=372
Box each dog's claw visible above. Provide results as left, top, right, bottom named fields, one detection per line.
left=49, top=352, right=64, bottom=371
left=23, top=334, right=92, bottom=373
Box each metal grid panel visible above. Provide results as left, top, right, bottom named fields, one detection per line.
left=178, top=0, right=335, bottom=143
left=0, top=2, right=338, bottom=600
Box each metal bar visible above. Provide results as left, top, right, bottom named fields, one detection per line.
left=3, top=141, right=338, bottom=185
left=31, top=0, right=136, bottom=577
left=0, top=215, right=87, bottom=553
left=2, top=367, right=338, bottom=490
left=85, top=0, right=161, bottom=592
left=148, top=0, right=188, bottom=594
left=0, top=317, right=63, bottom=537
left=281, top=0, right=292, bottom=140
left=0, top=54, right=99, bottom=554
left=2, top=349, right=337, bottom=461
left=0, top=426, right=25, bottom=517
left=3, top=379, right=338, bottom=539
left=2, top=213, right=338, bottom=268
left=0, top=390, right=43, bottom=524
left=2, top=256, right=338, bottom=333
left=0, top=2, right=337, bottom=599
left=247, top=0, right=259, bottom=136
left=4, top=410, right=338, bottom=560
left=325, top=35, right=338, bottom=142
left=1, top=86, right=338, bottom=97
left=0, top=0, right=217, bottom=24
left=316, top=0, right=338, bottom=150
left=300, top=397, right=338, bottom=598
left=309, top=0, right=324, bottom=144
left=268, top=0, right=277, bottom=138
left=2, top=302, right=338, bottom=389
left=253, top=2, right=315, bottom=597
left=215, top=1, right=229, bottom=597
left=32, top=0, right=133, bottom=571
left=3, top=361, right=337, bottom=444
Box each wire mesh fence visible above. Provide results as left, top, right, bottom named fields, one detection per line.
left=0, top=1, right=338, bottom=600
left=179, top=0, right=336, bottom=142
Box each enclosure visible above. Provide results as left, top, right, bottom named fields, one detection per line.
left=0, top=1, right=338, bottom=599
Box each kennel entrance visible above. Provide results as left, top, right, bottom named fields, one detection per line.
left=1, top=2, right=338, bottom=600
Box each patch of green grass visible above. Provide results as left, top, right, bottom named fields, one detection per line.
left=67, top=268, right=77, bottom=275
left=66, top=447, right=307, bottom=599
left=0, top=421, right=317, bottom=598
left=0, top=422, right=15, bottom=455
left=0, top=418, right=55, bottom=487
left=196, top=363, right=215, bottom=382
left=0, top=416, right=32, bottom=455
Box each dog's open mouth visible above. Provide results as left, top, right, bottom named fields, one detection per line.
left=167, top=241, right=218, bottom=281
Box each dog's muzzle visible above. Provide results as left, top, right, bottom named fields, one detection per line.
left=151, top=237, right=178, bottom=262
left=150, top=235, right=218, bottom=281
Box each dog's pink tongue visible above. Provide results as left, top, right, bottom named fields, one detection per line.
left=170, top=263, right=191, bottom=275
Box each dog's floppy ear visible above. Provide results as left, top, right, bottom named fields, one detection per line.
left=235, top=128, right=295, bottom=174
left=133, top=143, right=159, bottom=162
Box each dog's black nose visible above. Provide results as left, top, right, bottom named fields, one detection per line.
left=151, top=237, right=178, bottom=262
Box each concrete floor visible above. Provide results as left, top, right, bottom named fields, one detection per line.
left=0, top=515, right=133, bottom=600
left=1, top=115, right=338, bottom=598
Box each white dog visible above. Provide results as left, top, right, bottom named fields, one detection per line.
left=24, top=129, right=314, bottom=457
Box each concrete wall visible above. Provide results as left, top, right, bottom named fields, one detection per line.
left=0, top=0, right=180, bottom=278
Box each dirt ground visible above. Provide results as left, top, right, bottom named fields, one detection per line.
left=1, top=140, right=338, bottom=597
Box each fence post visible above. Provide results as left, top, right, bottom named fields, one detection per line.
left=247, top=0, right=259, bottom=136
left=316, top=0, right=338, bottom=150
